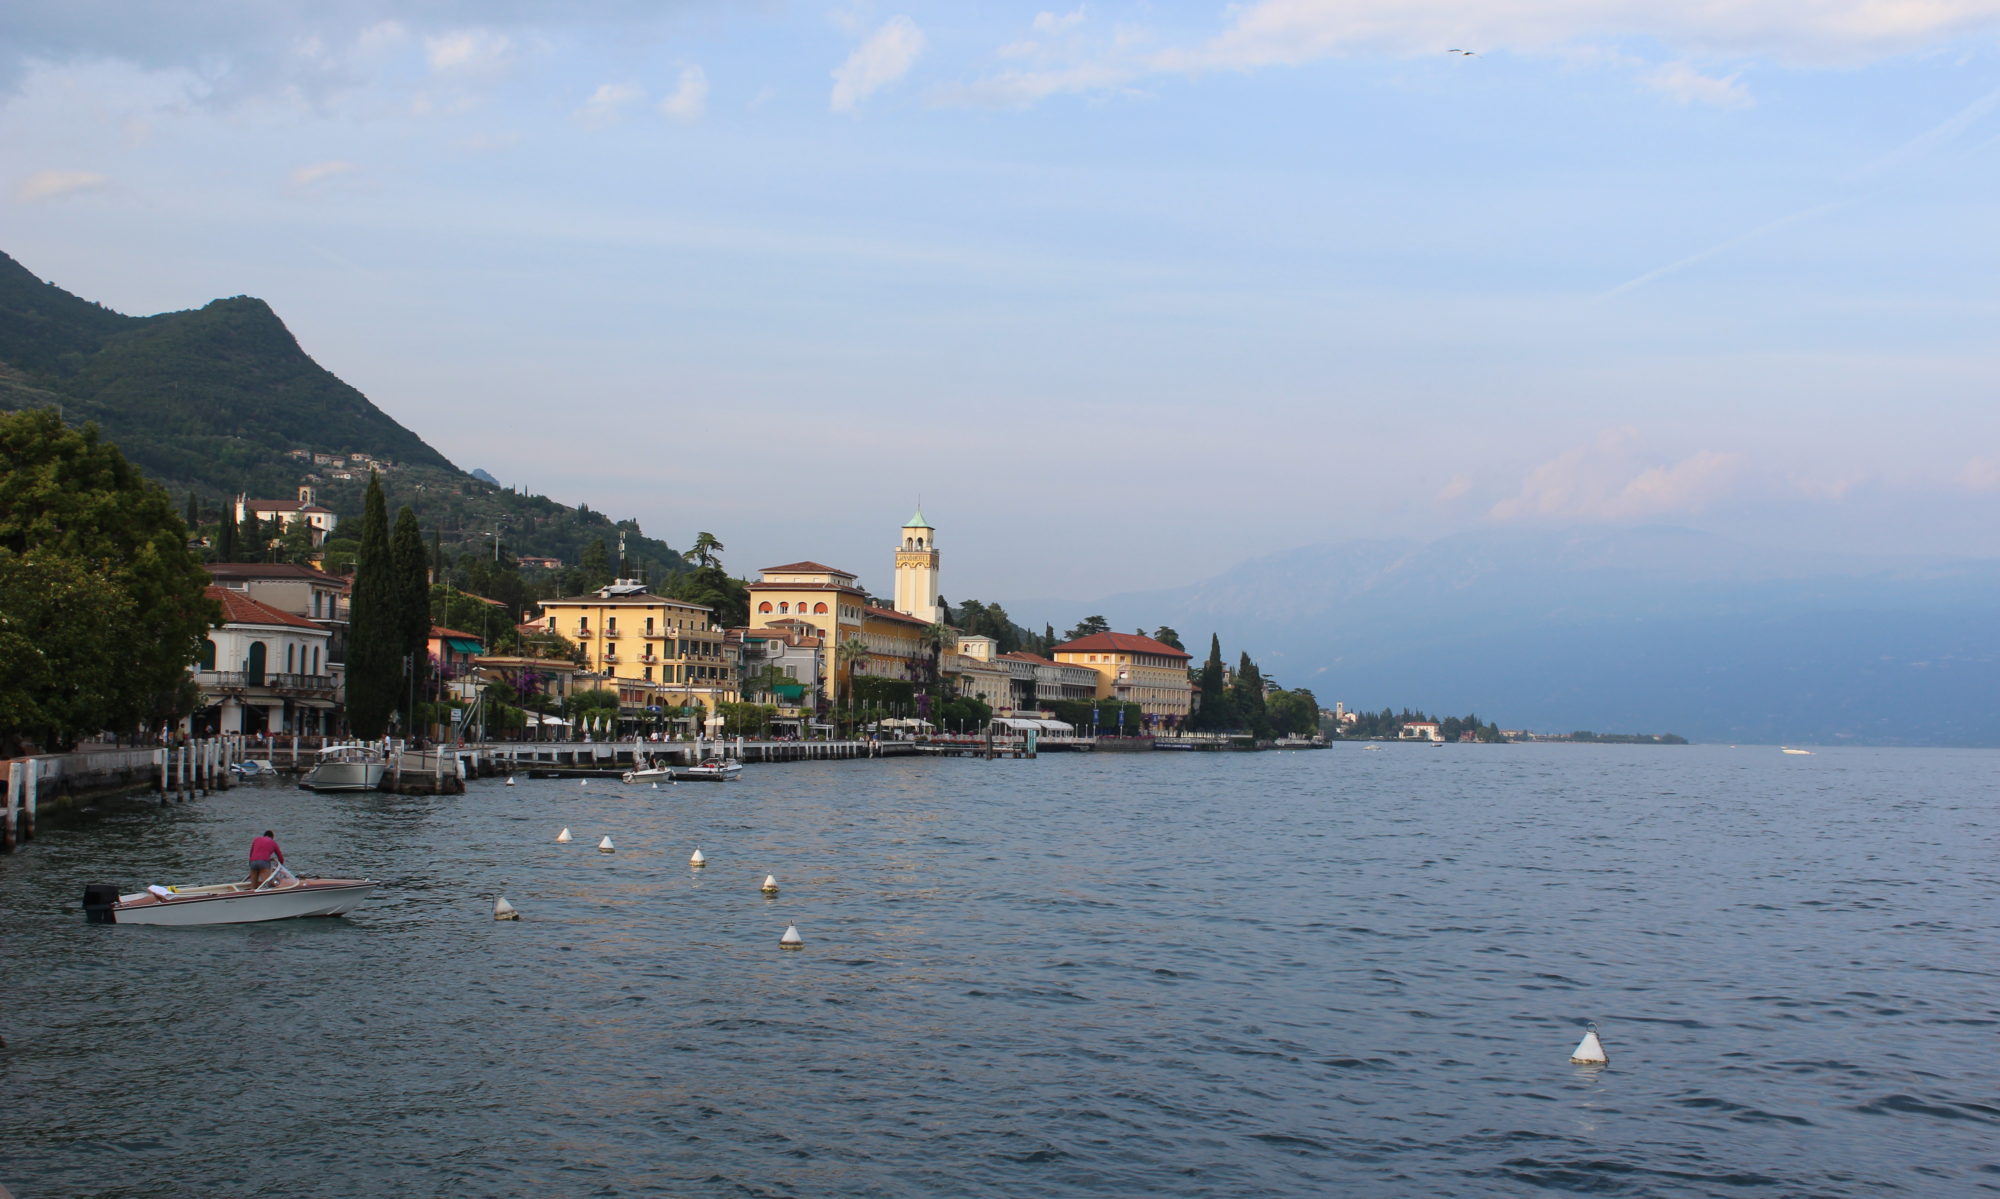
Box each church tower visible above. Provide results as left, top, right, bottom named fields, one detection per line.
left=893, top=508, right=942, bottom=624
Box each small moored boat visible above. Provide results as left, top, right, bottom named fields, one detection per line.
left=621, top=757, right=676, bottom=784
left=675, top=758, right=743, bottom=781
left=83, top=866, right=378, bottom=926
left=230, top=759, right=279, bottom=777
left=300, top=743, right=387, bottom=792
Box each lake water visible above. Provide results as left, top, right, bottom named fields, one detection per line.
left=1, top=744, right=1996, bottom=1197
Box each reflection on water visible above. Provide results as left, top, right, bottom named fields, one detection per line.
left=2, top=745, right=1997, bottom=1197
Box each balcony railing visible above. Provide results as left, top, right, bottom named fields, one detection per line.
left=575, top=628, right=593, bottom=639
left=601, top=653, right=620, bottom=664
left=196, top=670, right=337, bottom=694
left=639, top=654, right=658, bottom=664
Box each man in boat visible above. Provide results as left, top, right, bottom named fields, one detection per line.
left=247, top=830, right=285, bottom=888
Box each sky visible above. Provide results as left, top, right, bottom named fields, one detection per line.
left=5, top=1, right=2000, bottom=605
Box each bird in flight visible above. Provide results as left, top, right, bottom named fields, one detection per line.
left=1447, top=48, right=1478, bottom=55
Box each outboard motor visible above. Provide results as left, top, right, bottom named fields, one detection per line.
left=82, top=884, right=123, bottom=923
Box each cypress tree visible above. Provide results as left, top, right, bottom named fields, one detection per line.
left=184, top=491, right=200, bottom=531
left=346, top=474, right=397, bottom=738
left=1191, top=634, right=1235, bottom=731
left=235, top=511, right=263, bottom=562
left=217, top=508, right=237, bottom=561
left=391, top=506, right=431, bottom=734
left=1231, top=652, right=1269, bottom=736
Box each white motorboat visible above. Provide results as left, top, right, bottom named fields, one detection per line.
left=675, top=758, right=743, bottom=781
left=621, top=758, right=676, bottom=783
left=83, top=866, right=378, bottom=926
left=1781, top=747, right=1814, bottom=755
left=300, top=743, right=386, bottom=792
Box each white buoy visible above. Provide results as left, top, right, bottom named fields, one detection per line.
left=780, top=924, right=803, bottom=949
left=762, top=874, right=779, bottom=895
left=1570, top=1023, right=1608, bottom=1065
left=493, top=897, right=520, bottom=920
left=505, top=776, right=516, bottom=786
left=653, top=782, right=659, bottom=790
left=556, top=828, right=572, bottom=843
left=690, top=848, right=706, bottom=868
left=580, top=779, right=587, bottom=787
left=598, top=835, right=615, bottom=853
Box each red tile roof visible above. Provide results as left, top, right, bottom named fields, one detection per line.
left=206, top=585, right=325, bottom=631
left=761, top=560, right=854, bottom=575
left=864, top=605, right=931, bottom=627
left=430, top=626, right=480, bottom=640
left=997, top=651, right=1058, bottom=666
left=1049, top=632, right=1192, bottom=659
left=206, top=563, right=345, bottom=584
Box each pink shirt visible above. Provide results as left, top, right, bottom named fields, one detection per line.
left=249, top=835, right=283, bottom=864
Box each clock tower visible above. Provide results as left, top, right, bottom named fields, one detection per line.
left=893, top=508, right=941, bottom=625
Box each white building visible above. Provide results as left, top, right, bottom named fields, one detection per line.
left=191, top=586, right=336, bottom=736
left=235, top=485, right=339, bottom=546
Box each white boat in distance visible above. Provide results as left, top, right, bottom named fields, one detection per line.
left=1781, top=747, right=1814, bottom=755
left=677, top=758, right=743, bottom=781
left=622, top=758, right=675, bottom=783
left=83, top=866, right=378, bottom=926
left=300, top=742, right=387, bottom=792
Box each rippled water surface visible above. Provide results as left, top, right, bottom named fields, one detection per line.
left=3, top=744, right=1997, bottom=1197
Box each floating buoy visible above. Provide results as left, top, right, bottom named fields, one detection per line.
left=580, top=779, right=587, bottom=787
left=761, top=874, right=779, bottom=895
left=598, top=836, right=615, bottom=853
left=690, top=848, right=706, bottom=868
left=556, top=828, right=572, bottom=843
left=780, top=924, right=803, bottom=950
left=653, top=782, right=659, bottom=790
left=1570, top=1023, right=1608, bottom=1065
left=505, top=776, right=516, bottom=786
left=493, top=897, right=521, bottom=920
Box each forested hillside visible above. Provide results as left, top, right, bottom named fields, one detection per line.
left=0, top=250, right=683, bottom=577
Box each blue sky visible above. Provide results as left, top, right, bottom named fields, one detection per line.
left=5, top=2, right=2000, bottom=601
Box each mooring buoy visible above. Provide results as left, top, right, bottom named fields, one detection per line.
left=505, top=776, right=516, bottom=786
left=494, top=897, right=521, bottom=920
left=1571, top=1023, right=1608, bottom=1065
left=690, top=848, right=706, bottom=867
left=598, top=836, right=615, bottom=853
left=780, top=924, right=803, bottom=950
left=556, top=828, right=572, bottom=843
left=761, top=874, right=779, bottom=895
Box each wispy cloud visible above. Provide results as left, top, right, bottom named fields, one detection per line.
left=577, top=81, right=642, bottom=127
left=955, top=0, right=2000, bottom=106
left=288, top=160, right=359, bottom=191
left=660, top=66, right=708, bottom=124
left=424, top=30, right=512, bottom=74
left=1488, top=429, right=1745, bottom=523
left=1643, top=60, right=1752, bottom=107
left=831, top=15, right=925, bottom=113
left=14, top=169, right=109, bottom=202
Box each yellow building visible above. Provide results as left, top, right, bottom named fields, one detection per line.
left=536, top=581, right=736, bottom=714
left=747, top=561, right=869, bottom=699
left=1049, top=631, right=1194, bottom=730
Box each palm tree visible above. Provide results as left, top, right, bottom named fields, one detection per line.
left=683, top=531, right=725, bottom=570
left=836, top=636, right=870, bottom=732
left=916, top=623, right=956, bottom=722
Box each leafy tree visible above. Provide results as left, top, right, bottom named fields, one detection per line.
left=1265, top=688, right=1320, bottom=737
left=277, top=515, right=317, bottom=564
left=1152, top=626, right=1185, bottom=651
left=0, top=409, right=217, bottom=752
left=320, top=535, right=360, bottom=575
left=577, top=538, right=612, bottom=591
left=345, top=474, right=398, bottom=738
left=684, top=531, right=725, bottom=569
left=935, top=694, right=992, bottom=732
left=1063, top=615, right=1111, bottom=641
left=1230, top=652, right=1270, bottom=737
left=391, top=506, right=431, bottom=729
left=666, top=565, right=748, bottom=628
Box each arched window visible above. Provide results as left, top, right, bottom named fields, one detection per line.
left=286, top=644, right=296, bottom=673
left=814, top=602, right=829, bottom=614
left=758, top=601, right=773, bottom=613
left=779, top=602, right=790, bottom=614
left=246, top=641, right=268, bottom=686
left=198, top=639, right=217, bottom=671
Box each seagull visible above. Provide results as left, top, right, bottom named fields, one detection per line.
left=1448, top=48, right=1478, bottom=55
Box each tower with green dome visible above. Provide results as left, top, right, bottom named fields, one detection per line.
left=893, top=506, right=942, bottom=624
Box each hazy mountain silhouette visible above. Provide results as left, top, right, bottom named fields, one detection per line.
left=1079, top=526, right=2000, bottom=746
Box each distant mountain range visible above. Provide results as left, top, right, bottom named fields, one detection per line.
left=1072, top=526, right=2000, bottom=747
left=0, top=250, right=683, bottom=574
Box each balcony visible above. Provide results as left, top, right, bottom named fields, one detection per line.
left=195, top=671, right=336, bottom=695
left=601, top=653, right=620, bottom=664
left=644, top=629, right=668, bottom=639
left=639, top=654, right=658, bottom=664
left=575, top=628, right=593, bottom=639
